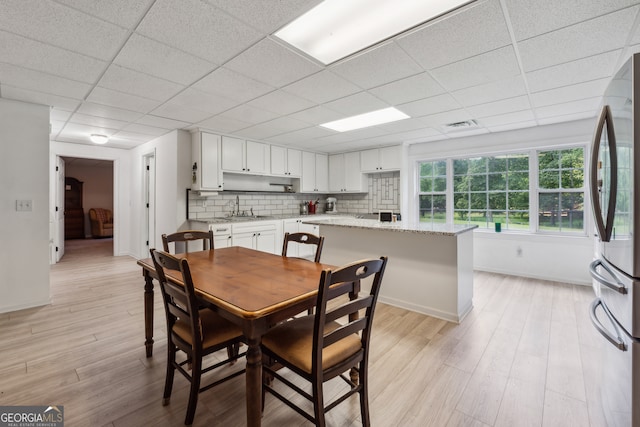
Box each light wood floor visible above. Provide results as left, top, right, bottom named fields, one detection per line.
left=0, top=239, right=607, bottom=426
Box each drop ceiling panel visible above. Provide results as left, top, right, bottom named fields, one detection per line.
left=53, top=0, right=154, bottom=28
left=197, top=115, right=253, bottom=134
left=283, top=70, right=361, bottom=104
left=50, top=109, right=73, bottom=122
left=518, top=8, right=638, bottom=72
left=537, top=110, right=597, bottom=125
left=205, top=0, right=322, bottom=34
left=0, top=30, right=107, bottom=83
left=233, top=123, right=283, bottom=140
left=169, top=88, right=239, bottom=115
left=114, top=34, right=215, bottom=85
left=68, top=113, right=129, bottom=130
left=224, top=38, right=322, bottom=88
left=98, top=65, right=185, bottom=102
left=247, top=90, right=315, bottom=116
left=368, top=72, right=446, bottom=105
left=0, top=0, right=129, bottom=61
left=61, top=122, right=119, bottom=138
left=122, top=123, right=172, bottom=137
left=86, top=87, right=161, bottom=113
left=265, top=126, right=335, bottom=145
left=322, top=92, right=388, bottom=116
left=397, top=93, right=462, bottom=118
left=530, top=79, right=610, bottom=108
left=397, top=0, right=511, bottom=69
left=1, top=86, right=81, bottom=111
left=466, top=96, right=531, bottom=119
left=192, top=67, right=274, bottom=103
left=0, top=63, right=91, bottom=99
left=330, top=41, right=423, bottom=89
left=534, top=98, right=602, bottom=119
left=77, top=102, right=144, bottom=122
left=505, top=0, right=638, bottom=41
left=418, top=109, right=475, bottom=129
left=453, top=76, right=527, bottom=107
left=431, top=46, right=521, bottom=91
left=150, top=101, right=214, bottom=123
left=217, top=103, right=279, bottom=126
left=486, top=120, right=537, bottom=133
left=478, top=110, right=536, bottom=127
left=287, top=106, right=346, bottom=125
left=135, top=114, right=190, bottom=130
left=136, top=0, right=262, bottom=64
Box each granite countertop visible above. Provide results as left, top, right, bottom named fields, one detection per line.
left=188, top=213, right=345, bottom=225
left=301, top=217, right=478, bottom=236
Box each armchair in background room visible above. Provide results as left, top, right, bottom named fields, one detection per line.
left=89, top=208, right=113, bottom=238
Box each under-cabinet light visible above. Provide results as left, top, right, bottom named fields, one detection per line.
left=274, top=0, right=474, bottom=65
left=320, top=107, right=409, bottom=132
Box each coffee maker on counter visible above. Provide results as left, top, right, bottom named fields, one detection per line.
left=325, top=197, right=337, bottom=213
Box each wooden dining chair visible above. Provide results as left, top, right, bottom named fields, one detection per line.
left=162, top=230, right=214, bottom=254
left=150, top=249, right=245, bottom=426
left=261, top=256, right=388, bottom=427
left=281, top=232, right=325, bottom=262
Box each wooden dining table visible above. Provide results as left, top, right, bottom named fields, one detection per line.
left=137, top=246, right=358, bottom=427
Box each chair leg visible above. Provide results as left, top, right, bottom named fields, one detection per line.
left=312, top=379, right=326, bottom=427
left=184, top=358, right=202, bottom=426
left=163, top=345, right=176, bottom=405
left=359, top=362, right=370, bottom=427
left=227, top=342, right=240, bottom=365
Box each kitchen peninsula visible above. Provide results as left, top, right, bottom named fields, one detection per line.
left=303, top=217, right=477, bottom=323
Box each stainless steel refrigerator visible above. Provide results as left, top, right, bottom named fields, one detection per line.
left=590, top=53, right=640, bottom=426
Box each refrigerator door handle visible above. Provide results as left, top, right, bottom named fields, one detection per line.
left=590, top=259, right=627, bottom=294
left=589, top=105, right=618, bottom=242
left=590, top=298, right=627, bottom=351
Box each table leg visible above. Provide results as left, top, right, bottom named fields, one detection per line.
left=143, top=271, right=154, bottom=358
left=246, top=337, right=262, bottom=427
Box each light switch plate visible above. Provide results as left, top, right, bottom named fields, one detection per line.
left=16, top=200, right=32, bottom=211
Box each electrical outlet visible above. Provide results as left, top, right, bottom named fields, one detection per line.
left=516, top=246, right=523, bottom=257
left=16, top=199, right=32, bottom=211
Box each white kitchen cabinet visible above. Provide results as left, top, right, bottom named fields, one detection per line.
left=270, top=146, right=302, bottom=177
left=231, top=221, right=279, bottom=254
left=360, top=145, right=402, bottom=172
left=192, top=131, right=222, bottom=191
left=210, top=224, right=232, bottom=248
left=329, top=151, right=366, bottom=192
left=221, top=136, right=270, bottom=175
left=282, top=218, right=321, bottom=260
left=301, top=151, right=328, bottom=193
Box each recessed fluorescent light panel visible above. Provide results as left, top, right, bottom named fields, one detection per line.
left=275, top=0, right=473, bottom=65
left=320, top=107, right=409, bottom=132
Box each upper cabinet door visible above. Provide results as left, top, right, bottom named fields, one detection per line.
left=379, top=145, right=401, bottom=171
left=246, top=140, right=270, bottom=174
left=315, top=153, right=328, bottom=192
left=287, top=148, right=302, bottom=177
left=192, top=131, right=222, bottom=191
left=221, top=136, right=245, bottom=172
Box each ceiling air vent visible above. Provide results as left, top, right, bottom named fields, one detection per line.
left=445, top=119, right=478, bottom=129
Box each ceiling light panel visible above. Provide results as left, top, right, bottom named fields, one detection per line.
left=274, top=0, right=474, bottom=65
left=320, top=107, right=409, bottom=132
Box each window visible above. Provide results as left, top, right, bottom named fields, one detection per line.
left=418, top=160, right=446, bottom=223
left=538, top=147, right=585, bottom=233
left=452, top=154, right=529, bottom=230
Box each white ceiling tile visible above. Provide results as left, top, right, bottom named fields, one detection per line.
left=486, top=120, right=538, bottom=133
left=537, top=110, right=598, bottom=125
left=50, top=119, right=65, bottom=134
left=266, top=126, right=335, bottom=145
left=205, top=0, right=322, bottom=33
left=397, top=0, right=511, bottom=69
left=247, top=90, right=315, bottom=115
left=322, top=92, right=389, bottom=116
left=526, top=50, right=622, bottom=92
left=112, top=130, right=156, bottom=142
left=283, top=70, right=361, bottom=104
left=518, top=8, right=638, bottom=71
left=478, top=110, right=536, bottom=127
left=136, top=0, right=262, bottom=64
left=86, top=86, right=160, bottom=113
left=135, top=115, right=190, bottom=129
left=150, top=101, right=213, bottom=123
left=440, top=127, right=490, bottom=138
left=61, top=122, right=120, bottom=138
left=316, top=126, right=390, bottom=144
left=330, top=41, right=422, bottom=89
left=122, top=123, right=172, bottom=136
left=287, top=106, right=346, bottom=125
left=380, top=117, right=438, bottom=133
left=77, top=102, right=144, bottom=122
left=418, top=109, right=476, bottom=128
left=534, top=97, right=602, bottom=119
left=0, top=63, right=91, bottom=99
left=255, top=116, right=310, bottom=134
left=466, top=96, right=531, bottom=119
left=405, top=133, right=449, bottom=144
left=0, top=30, right=107, bottom=83
left=169, top=88, right=239, bottom=115
left=530, top=79, right=610, bottom=108
left=431, top=46, right=521, bottom=91
left=1, top=85, right=81, bottom=111
left=98, top=65, right=184, bottom=102
left=68, top=113, right=129, bottom=130
left=453, top=76, right=527, bottom=107
left=193, top=67, right=274, bottom=103
left=50, top=108, right=72, bottom=122
left=506, top=0, right=639, bottom=41
left=397, top=93, right=461, bottom=118
left=218, top=104, right=279, bottom=126
left=114, top=34, right=215, bottom=85
left=233, top=124, right=283, bottom=140
left=368, top=72, right=445, bottom=105
left=197, top=115, right=253, bottom=134
left=224, top=38, right=322, bottom=88
left=0, top=0, right=129, bottom=61
left=54, top=0, right=154, bottom=28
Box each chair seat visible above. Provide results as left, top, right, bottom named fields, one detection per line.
left=262, top=315, right=361, bottom=374
left=173, top=309, right=242, bottom=348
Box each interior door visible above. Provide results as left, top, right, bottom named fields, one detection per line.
left=144, top=154, right=156, bottom=255
left=56, top=156, right=65, bottom=261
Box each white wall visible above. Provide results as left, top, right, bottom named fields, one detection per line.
left=0, top=99, right=51, bottom=313
left=407, top=119, right=596, bottom=285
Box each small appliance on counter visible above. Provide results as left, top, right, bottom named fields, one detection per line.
left=308, top=200, right=317, bottom=214
left=300, top=202, right=308, bottom=215
left=325, top=197, right=337, bottom=213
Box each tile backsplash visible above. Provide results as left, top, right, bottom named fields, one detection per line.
left=188, top=171, right=400, bottom=219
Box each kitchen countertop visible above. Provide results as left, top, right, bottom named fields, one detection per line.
left=302, top=217, right=477, bottom=236
left=188, top=213, right=345, bottom=225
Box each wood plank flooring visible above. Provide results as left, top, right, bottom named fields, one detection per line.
left=0, top=239, right=607, bottom=426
